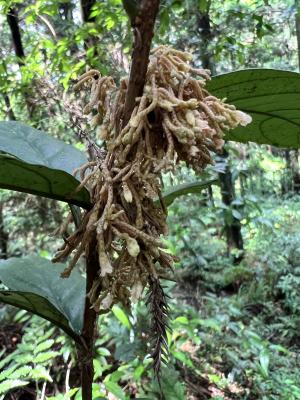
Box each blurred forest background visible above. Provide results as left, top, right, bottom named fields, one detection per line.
left=1, top=0, right=300, bottom=399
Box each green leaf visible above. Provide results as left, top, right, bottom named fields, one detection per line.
left=207, top=69, right=300, bottom=148
left=0, top=365, right=32, bottom=381
left=33, top=339, right=55, bottom=354
left=0, top=256, right=85, bottom=340
left=0, top=121, right=91, bottom=208
left=114, top=342, right=139, bottom=362
left=0, top=379, right=29, bottom=395
left=173, top=316, right=189, bottom=325
left=198, top=0, right=208, bottom=13
left=33, top=351, right=60, bottom=363
left=112, top=305, right=131, bottom=329
left=173, top=351, right=194, bottom=368
left=259, top=351, right=270, bottom=378
left=151, top=368, right=185, bottom=400
left=104, top=381, right=125, bottom=400
left=161, top=179, right=218, bottom=206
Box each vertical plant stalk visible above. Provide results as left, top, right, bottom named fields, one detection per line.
left=77, top=234, right=99, bottom=400
left=123, top=0, right=161, bottom=126
left=76, top=2, right=161, bottom=398
left=6, top=8, right=25, bottom=64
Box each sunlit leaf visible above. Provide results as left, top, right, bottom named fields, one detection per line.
left=112, top=305, right=131, bottom=329
left=208, top=69, right=300, bottom=148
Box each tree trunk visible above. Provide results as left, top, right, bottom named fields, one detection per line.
left=59, top=1, right=73, bottom=21
left=3, top=94, right=16, bottom=121
left=80, top=0, right=96, bottom=23
left=282, top=150, right=300, bottom=194
left=196, top=5, right=215, bottom=74
left=80, top=0, right=98, bottom=50
left=219, top=150, right=244, bottom=261
left=0, top=203, right=8, bottom=260
left=6, top=8, right=25, bottom=64
left=6, top=7, right=35, bottom=117
left=291, top=150, right=300, bottom=193
left=197, top=4, right=244, bottom=260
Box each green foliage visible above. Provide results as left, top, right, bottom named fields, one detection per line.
left=0, top=122, right=90, bottom=207
left=207, top=69, right=300, bottom=148
left=0, top=256, right=85, bottom=339
left=0, top=313, right=73, bottom=398
left=161, top=179, right=219, bottom=206
left=1, top=1, right=300, bottom=399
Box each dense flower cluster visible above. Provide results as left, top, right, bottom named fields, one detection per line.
left=54, top=46, right=251, bottom=311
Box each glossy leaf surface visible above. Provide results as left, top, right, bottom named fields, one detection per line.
left=0, top=256, right=85, bottom=340
left=0, top=121, right=90, bottom=208
left=208, top=69, right=300, bottom=148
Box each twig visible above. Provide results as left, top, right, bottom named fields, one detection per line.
left=40, top=381, right=47, bottom=400
left=65, top=360, right=72, bottom=394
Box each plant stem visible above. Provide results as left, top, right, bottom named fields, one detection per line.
left=122, top=0, right=161, bottom=127
left=78, top=234, right=99, bottom=400
left=76, top=2, right=162, bottom=396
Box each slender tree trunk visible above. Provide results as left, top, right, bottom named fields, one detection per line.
left=6, top=8, right=25, bottom=64
left=80, top=0, right=96, bottom=23
left=59, top=1, right=73, bottom=20
left=197, top=3, right=244, bottom=260
left=282, top=150, right=293, bottom=194
left=196, top=4, right=215, bottom=74
left=219, top=149, right=244, bottom=260
left=80, top=0, right=98, bottom=50
left=0, top=203, right=8, bottom=260
left=6, top=7, right=34, bottom=117
left=291, top=150, right=300, bottom=193
left=3, top=94, right=16, bottom=121
left=282, top=149, right=300, bottom=194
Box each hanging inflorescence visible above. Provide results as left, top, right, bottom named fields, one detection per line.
left=53, top=45, right=251, bottom=375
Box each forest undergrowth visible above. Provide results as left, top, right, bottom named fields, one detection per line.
left=2, top=188, right=300, bottom=400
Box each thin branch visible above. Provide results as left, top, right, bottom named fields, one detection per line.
left=38, top=14, right=57, bottom=38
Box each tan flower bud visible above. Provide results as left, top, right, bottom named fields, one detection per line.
left=126, top=237, right=140, bottom=258
left=123, top=182, right=133, bottom=203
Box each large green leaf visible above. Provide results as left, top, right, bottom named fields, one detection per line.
left=161, top=179, right=218, bottom=206
left=0, top=256, right=85, bottom=341
left=207, top=69, right=300, bottom=148
left=0, top=121, right=91, bottom=208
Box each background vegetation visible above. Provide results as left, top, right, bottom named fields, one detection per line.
left=1, top=0, right=300, bottom=399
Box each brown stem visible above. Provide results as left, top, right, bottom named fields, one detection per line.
left=77, top=234, right=99, bottom=400
left=122, top=0, right=161, bottom=127
left=75, top=2, right=161, bottom=397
